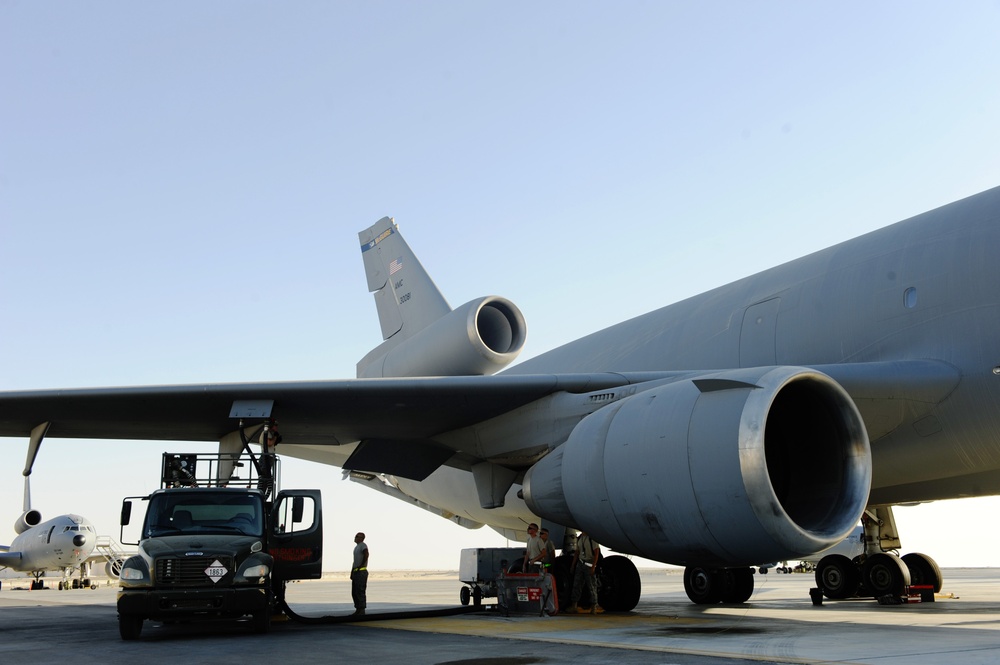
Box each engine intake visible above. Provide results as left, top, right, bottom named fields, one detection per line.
left=359, top=296, right=526, bottom=378
left=522, top=366, right=871, bottom=566
left=14, top=509, right=42, bottom=534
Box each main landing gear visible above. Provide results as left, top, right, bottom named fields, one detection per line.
left=682, top=566, right=756, bottom=604
left=547, top=553, right=642, bottom=612
left=28, top=573, right=94, bottom=591
left=813, top=506, right=943, bottom=602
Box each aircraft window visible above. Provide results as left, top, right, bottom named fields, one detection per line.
left=904, top=287, right=917, bottom=308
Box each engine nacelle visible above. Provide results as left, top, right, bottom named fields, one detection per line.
left=14, top=509, right=42, bottom=534
left=522, top=366, right=871, bottom=567
left=106, top=557, right=126, bottom=578
left=358, top=296, right=527, bottom=378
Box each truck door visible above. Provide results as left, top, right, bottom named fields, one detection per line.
left=270, top=489, right=323, bottom=581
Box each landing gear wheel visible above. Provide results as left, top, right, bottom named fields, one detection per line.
left=902, top=552, right=943, bottom=593
left=118, top=613, right=143, bottom=640
left=720, top=567, right=754, bottom=603
left=597, top=555, right=641, bottom=611
left=472, top=585, right=483, bottom=607
left=684, top=566, right=723, bottom=604
left=815, top=554, right=860, bottom=599
left=862, top=552, right=910, bottom=598
left=460, top=586, right=471, bottom=606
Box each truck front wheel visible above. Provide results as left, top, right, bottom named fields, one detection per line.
left=118, top=614, right=143, bottom=640
left=251, top=609, right=271, bottom=634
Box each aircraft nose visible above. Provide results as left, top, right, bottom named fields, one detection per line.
left=73, top=534, right=87, bottom=547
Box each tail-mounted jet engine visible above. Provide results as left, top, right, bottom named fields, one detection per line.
left=359, top=296, right=527, bottom=378
left=523, top=366, right=871, bottom=567
left=14, top=509, right=42, bottom=534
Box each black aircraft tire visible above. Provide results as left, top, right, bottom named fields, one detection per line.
left=815, top=554, right=860, bottom=599
left=862, top=552, right=910, bottom=598
left=460, top=586, right=471, bottom=606
left=597, top=555, right=641, bottom=612
left=902, top=552, right=943, bottom=593
left=720, top=567, right=754, bottom=604
left=684, top=566, right=723, bottom=605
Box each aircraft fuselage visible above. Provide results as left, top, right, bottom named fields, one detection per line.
left=3, top=514, right=96, bottom=574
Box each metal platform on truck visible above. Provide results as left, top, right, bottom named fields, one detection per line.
left=160, top=452, right=281, bottom=493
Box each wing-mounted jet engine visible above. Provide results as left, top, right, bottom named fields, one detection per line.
left=523, top=366, right=872, bottom=604
left=357, top=217, right=526, bottom=378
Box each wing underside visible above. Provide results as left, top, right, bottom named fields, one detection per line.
left=0, top=361, right=960, bottom=485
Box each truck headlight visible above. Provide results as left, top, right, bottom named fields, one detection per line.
left=118, top=556, right=150, bottom=587
left=240, top=564, right=270, bottom=579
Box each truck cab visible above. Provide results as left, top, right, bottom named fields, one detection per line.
left=116, top=453, right=321, bottom=640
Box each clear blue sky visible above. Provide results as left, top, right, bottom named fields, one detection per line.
left=2, top=2, right=1000, bottom=571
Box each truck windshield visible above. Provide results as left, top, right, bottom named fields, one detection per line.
left=144, top=491, right=264, bottom=538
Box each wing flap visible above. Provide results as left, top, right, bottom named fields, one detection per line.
left=344, top=438, right=455, bottom=481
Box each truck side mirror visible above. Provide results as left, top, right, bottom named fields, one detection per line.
left=292, top=496, right=304, bottom=523
left=121, top=501, right=133, bottom=526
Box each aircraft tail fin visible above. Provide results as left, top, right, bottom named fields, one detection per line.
left=356, top=217, right=527, bottom=378
left=358, top=217, right=451, bottom=343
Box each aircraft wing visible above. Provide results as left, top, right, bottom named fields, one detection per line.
left=0, top=361, right=958, bottom=480
left=0, top=372, right=679, bottom=445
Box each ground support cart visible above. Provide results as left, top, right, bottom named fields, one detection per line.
left=497, top=570, right=558, bottom=617
left=458, top=547, right=525, bottom=607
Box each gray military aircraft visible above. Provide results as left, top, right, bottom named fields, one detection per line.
left=1, top=186, right=998, bottom=608
left=0, top=424, right=99, bottom=590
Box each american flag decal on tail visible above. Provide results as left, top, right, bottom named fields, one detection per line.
left=389, top=257, right=403, bottom=275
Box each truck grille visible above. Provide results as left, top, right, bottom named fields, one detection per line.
left=155, top=555, right=235, bottom=586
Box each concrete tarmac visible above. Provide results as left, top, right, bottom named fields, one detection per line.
left=2, top=568, right=1000, bottom=665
